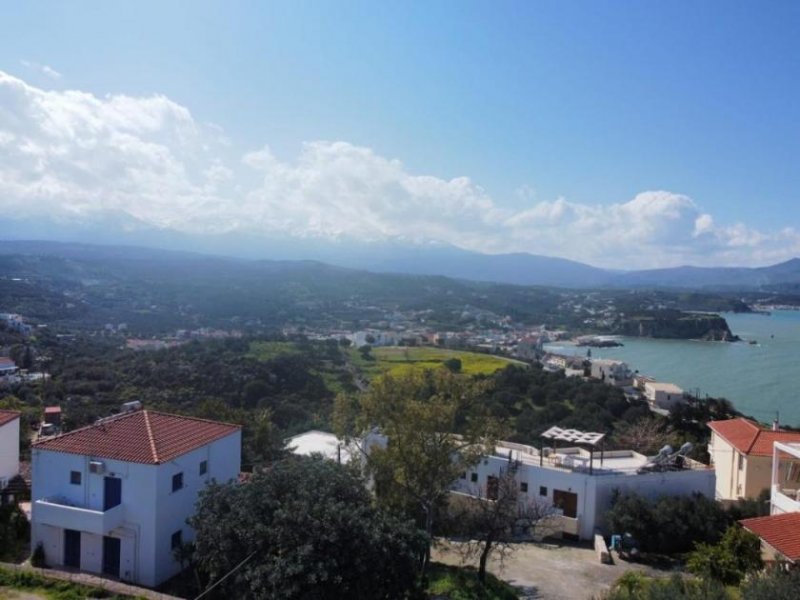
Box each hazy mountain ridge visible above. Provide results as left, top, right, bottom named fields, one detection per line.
left=0, top=239, right=799, bottom=290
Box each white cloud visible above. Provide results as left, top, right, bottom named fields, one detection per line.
left=20, top=60, right=62, bottom=80
left=0, top=69, right=798, bottom=269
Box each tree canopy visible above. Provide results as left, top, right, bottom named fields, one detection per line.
left=190, top=457, right=425, bottom=600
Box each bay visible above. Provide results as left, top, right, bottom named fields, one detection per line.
left=544, top=310, right=800, bottom=427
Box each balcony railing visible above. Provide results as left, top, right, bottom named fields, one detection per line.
left=34, top=497, right=124, bottom=535
left=772, top=484, right=800, bottom=514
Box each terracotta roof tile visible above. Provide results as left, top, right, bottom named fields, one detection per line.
left=709, top=418, right=800, bottom=457
left=33, top=410, right=240, bottom=464
left=0, top=410, right=21, bottom=427
left=740, top=513, right=800, bottom=562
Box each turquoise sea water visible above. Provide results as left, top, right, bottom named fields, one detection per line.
left=544, top=310, right=800, bottom=426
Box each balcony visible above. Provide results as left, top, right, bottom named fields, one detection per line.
left=34, top=497, right=124, bottom=535
left=771, top=484, right=800, bottom=515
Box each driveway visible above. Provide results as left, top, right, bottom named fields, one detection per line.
left=433, top=539, right=667, bottom=600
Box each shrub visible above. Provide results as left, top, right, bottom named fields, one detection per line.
left=31, top=542, right=46, bottom=567
left=687, top=525, right=762, bottom=585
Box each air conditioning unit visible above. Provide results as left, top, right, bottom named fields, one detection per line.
left=89, top=461, right=105, bottom=475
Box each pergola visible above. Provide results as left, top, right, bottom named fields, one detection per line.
left=540, top=426, right=606, bottom=474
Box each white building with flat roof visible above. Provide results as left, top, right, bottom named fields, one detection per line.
left=454, top=434, right=714, bottom=541
left=644, top=381, right=685, bottom=410
left=31, top=408, right=241, bottom=587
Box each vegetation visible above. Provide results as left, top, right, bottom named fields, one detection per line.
left=687, top=525, right=763, bottom=586
left=0, top=566, right=137, bottom=600
left=598, top=571, right=730, bottom=600
left=190, top=456, right=426, bottom=600
left=348, top=346, right=523, bottom=381
left=605, top=492, right=733, bottom=555
left=425, top=563, right=520, bottom=600
left=0, top=504, right=29, bottom=562
left=335, top=369, right=501, bottom=574
left=740, top=567, right=800, bottom=600
left=447, top=466, right=555, bottom=582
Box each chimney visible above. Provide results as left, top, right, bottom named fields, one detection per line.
left=773, top=412, right=780, bottom=431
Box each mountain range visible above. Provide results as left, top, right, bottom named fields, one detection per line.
left=0, top=237, right=799, bottom=291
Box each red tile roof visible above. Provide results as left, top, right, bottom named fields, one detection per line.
left=33, top=410, right=240, bottom=464
left=740, top=513, right=800, bottom=562
left=44, top=406, right=61, bottom=414
left=0, top=410, right=21, bottom=427
left=708, top=418, right=800, bottom=457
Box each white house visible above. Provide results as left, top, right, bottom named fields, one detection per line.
left=643, top=381, right=685, bottom=410
left=31, top=407, right=241, bottom=587
left=589, top=359, right=633, bottom=387
left=290, top=426, right=714, bottom=542
left=452, top=427, right=715, bottom=541
left=0, top=410, right=20, bottom=492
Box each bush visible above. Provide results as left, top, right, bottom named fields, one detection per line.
left=606, top=491, right=731, bottom=555
left=687, top=525, right=762, bottom=585
left=30, top=542, right=46, bottom=567
left=741, top=567, right=800, bottom=600
left=600, top=572, right=729, bottom=600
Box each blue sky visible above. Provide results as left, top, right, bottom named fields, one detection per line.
left=1, top=1, right=799, bottom=267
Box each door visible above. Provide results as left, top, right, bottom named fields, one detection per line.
left=553, top=489, right=578, bottom=518
left=102, top=536, right=121, bottom=578
left=64, top=529, right=81, bottom=569
left=103, top=477, right=122, bottom=511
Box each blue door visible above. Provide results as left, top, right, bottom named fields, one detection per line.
left=64, top=529, right=81, bottom=568
left=103, top=477, right=122, bottom=510
left=102, top=536, right=121, bottom=577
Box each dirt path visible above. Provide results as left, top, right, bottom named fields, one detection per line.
left=433, top=539, right=668, bottom=600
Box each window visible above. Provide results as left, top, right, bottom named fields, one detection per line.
left=199, top=460, right=208, bottom=476
left=459, top=471, right=466, bottom=480
left=520, top=482, right=528, bottom=493
left=171, top=530, right=183, bottom=550
left=738, top=453, right=745, bottom=471
left=172, top=472, right=184, bottom=492
left=539, top=486, right=547, bottom=497
left=470, top=472, right=478, bottom=483
left=70, top=471, right=82, bottom=485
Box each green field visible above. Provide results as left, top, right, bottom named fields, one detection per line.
left=349, top=346, right=525, bottom=380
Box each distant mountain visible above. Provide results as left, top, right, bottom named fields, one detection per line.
left=615, top=258, right=800, bottom=289
left=1, top=236, right=799, bottom=291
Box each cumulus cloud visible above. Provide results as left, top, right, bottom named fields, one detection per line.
left=0, top=69, right=798, bottom=268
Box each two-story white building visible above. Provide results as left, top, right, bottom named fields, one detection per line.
left=0, top=410, right=21, bottom=494
left=31, top=406, right=241, bottom=587
left=589, top=359, right=633, bottom=387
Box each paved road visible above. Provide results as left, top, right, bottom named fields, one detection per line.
left=433, top=539, right=666, bottom=600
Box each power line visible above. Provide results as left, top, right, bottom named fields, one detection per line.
left=194, top=551, right=257, bottom=600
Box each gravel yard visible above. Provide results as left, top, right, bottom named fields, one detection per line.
left=433, top=539, right=667, bottom=600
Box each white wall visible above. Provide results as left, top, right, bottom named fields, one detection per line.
left=0, top=416, right=20, bottom=483
left=31, top=429, right=241, bottom=587
left=152, top=430, right=241, bottom=585
left=453, top=453, right=715, bottom=540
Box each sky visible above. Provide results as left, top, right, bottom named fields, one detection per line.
left=1, top=1, right=799, bottom=269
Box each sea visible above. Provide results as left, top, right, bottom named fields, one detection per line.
left=544, top=310, right=800, bottom=427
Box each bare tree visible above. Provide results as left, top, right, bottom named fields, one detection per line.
left=449, top=464, right=557, bottom=583
left=611, top=416, right=675, bottom=455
